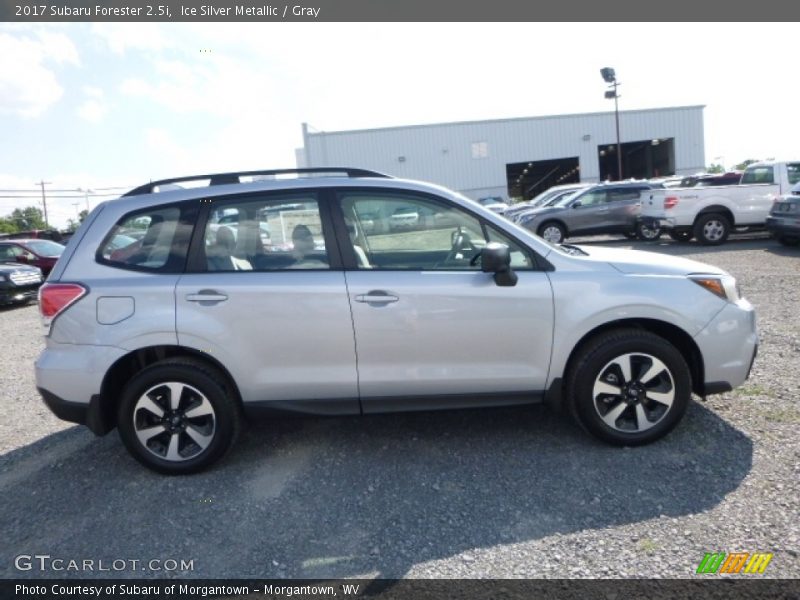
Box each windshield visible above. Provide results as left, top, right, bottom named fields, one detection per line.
left=25, top=240, right=65, bottom=257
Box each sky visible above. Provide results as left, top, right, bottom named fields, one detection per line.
left=0, top=22, right=796, bottom=229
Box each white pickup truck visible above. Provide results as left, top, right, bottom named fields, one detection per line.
left=641, top=160, right=800, bottom=245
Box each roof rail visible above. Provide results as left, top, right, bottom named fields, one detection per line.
left=123, top=167, right=391, bottom=197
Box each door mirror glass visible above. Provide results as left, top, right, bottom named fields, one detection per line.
left=571, top=201, right=582, bottom=208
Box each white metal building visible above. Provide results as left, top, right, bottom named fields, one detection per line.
left=297, top=105, right=706, bottom=201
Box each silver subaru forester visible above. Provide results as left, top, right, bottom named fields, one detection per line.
left=35, top=168, right=758, bottom=474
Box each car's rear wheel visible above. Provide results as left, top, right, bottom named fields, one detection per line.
left=117, top=359, right=241, bottom=474
left=636, top=221, right=662, bottom=241
left=537, top=222, right=566, bottom=244
left=567, top=329, right=691, bottom=446
left=694, top=213, right=730, bottom=245
left=668, top=230, right=693, bottom=242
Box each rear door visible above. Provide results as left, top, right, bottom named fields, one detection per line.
left=605, top=187, right=646, bottom=233
left=567, top=188, right=611, bottom=235
left=175, top=190, right=359, bottom=413
left=334, top=189, right=554, bottom=411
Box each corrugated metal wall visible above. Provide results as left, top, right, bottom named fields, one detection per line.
left=300, top=106, right=705, bottom=200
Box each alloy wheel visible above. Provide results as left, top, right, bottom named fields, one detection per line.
left=592, top=352, right=675, bottom=433
left=132, top=382, right=216, bottom=462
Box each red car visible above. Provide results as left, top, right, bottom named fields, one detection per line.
left=0, top=239, right=65, bottom=277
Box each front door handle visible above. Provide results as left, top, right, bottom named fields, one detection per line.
left=355, top=291, right=399, bottom=304
left=186, top=290, right=229, bottom=303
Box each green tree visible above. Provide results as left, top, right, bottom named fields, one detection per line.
left=707, top=163, right=724, bottom=174
left=10, top=206, right=46, bottom=230
left=0, top=217, right=18, bottom=233
left=733, top=159, right=759, bottom=171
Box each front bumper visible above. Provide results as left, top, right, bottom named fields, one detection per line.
left=765, top=215, right=800, bottom=238
left=694, top=298, right=758, bottom=395
left=0, top=284, right=39, bottom=304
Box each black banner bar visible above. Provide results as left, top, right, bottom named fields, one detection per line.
left=3, top=579, right=800, bottom=600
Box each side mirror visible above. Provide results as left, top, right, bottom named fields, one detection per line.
left=571, top=201, right=582, bottom=208
left=480, top=242, right=518, bottom=287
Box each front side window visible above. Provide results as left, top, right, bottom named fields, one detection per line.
left=575, top=189, right=608, bottom=207
left=203, top=194, right=329, bottom=271
left=0, top=244, right=22, bottom=260
left=339, top=192, right=533, bottom=270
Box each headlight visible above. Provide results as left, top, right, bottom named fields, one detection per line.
left=690, top=274, right=740, bottom=303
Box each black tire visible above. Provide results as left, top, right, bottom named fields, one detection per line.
left=778, top=235, right=800, bottom=247
left=636, top=221, right=662, bottom=241
left=668, top=230, right=694, bottom=242
left=693, top=213, right=731, bottom=246
left=117, top=359, right=242, bottom=474
left=566, top=329, right=691, bottom=446
left=537, top=221, right=566, bottom=244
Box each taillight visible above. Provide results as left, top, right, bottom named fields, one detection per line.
left=664, top=196, right=679, bottom=210
left=39, top=283, right=86, bottom=333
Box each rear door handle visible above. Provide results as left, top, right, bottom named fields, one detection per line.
left=355, top=291, right=399, bottom=304
left=186, top=290, right=229, bottom=303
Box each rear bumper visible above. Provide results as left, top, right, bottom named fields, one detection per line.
left=38, top=388, right=113, bottom=435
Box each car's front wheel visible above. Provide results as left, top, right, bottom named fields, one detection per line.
left=537, top=222, right=566, bottom=244
left=777, top=235, right=799, bottom=247
left=117, top=359, right=241, bottom=474
left=567, top=329, right=691, bottom=446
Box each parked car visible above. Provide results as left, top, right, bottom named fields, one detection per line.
left=517, top=181, right=664, bottom=244
left=692, top=172, right=743, bottom=187
left=765, top=183, right=800, bottom=246
left=0, top=239, right=65, bottom=277
left=35, top=167, right=758, bottom=473
left=477, top=196, right=510, bottom=213
left=389, top=206, right=420, bottom=230
left=641, top=160, right=800, bottom=245
left=504, top=183, right=588, bottom=221
left=0, top=260, right=43, bottom=305
left=509, top=187, right=588, bottom=225
left=0, top=229, right=64, bottom=242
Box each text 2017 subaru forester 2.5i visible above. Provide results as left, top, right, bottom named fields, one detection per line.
left=35, top=168, right=758, bottom=474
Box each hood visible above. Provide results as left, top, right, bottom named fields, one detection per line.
left=518, top=206, right=563, bottom=220
left=0, top=261, right=41, bottom=273
left=572, top=245, right=726, bottom=276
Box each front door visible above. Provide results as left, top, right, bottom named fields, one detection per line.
left=336, top=190, right=554, bottom=411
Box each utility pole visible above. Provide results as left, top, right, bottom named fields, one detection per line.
left=36, top=180, right=51, bottom=229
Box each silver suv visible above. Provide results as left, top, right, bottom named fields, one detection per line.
left=35, top=168, right=758, bottom=474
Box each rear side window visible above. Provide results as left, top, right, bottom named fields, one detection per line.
left=98, top=205, right=192, bottom=272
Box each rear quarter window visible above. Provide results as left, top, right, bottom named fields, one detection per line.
left=97, top=204, right=195, bottom=272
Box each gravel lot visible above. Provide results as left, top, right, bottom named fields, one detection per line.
left=0, top=234, right=798, bottom=580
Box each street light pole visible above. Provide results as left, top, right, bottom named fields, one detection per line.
left=600, top=68, right=623, bottom=181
